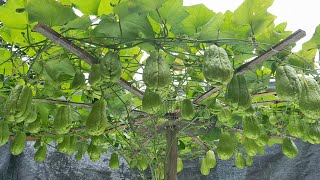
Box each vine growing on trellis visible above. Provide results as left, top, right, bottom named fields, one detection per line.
left=0, top=0, right=320, bottom=179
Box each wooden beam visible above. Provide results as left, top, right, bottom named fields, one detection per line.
left=165, top=125, right=178, bottom=180
left=193, top=29, right=306, bottom=104
left=33, top=22, right=144, bottom=99
left=236, top=29, right=306, bottom=74
left=32, top=98, right=92, bottom=108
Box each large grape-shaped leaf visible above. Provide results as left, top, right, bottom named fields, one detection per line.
left=26, top=0, right=77, bottom=26
left=0, top=0, right=28, bottom=29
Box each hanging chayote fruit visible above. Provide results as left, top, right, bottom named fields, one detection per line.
left=275, top=65, right=302, bottom=101
left=180, top=98, right=195, bottom=120
left=0, top=121, right=10, bottom=146
left=142, top=88, right=162, bottom=113
left=202, top=45, right=233, bottom=85
left=216, top=131, right=238, bottom=160
left=53, top=106, right=73, bottom=134
left=86, top=100, right=109, bottom=136
left=282, top=138, right=299, bottom=158
left=242, top=114, right=260, bottom=139
left=4, top=85, right=33, bottom=123
left=88, top=51, right=122, bottom=87
left=225, top=74, right=251, bottom=110
left=143, top=52, right=172, bottom=90
left=10, top=132, right=26, bottom=155
left=298, top=76, right=320, bottom=119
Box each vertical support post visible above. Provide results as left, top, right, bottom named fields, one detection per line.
left=165, top=125, right=178, bottom=180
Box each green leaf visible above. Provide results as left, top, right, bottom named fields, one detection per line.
left=58, top=0, right=72, bottom=5
left=43, top=58, right=75, bottom=83
left=288, top=49, right=317, bottom=69
left=218, top=10, right=250, bottom=39
left=0, top=48, right=28, bottom=75
left=197, top=13, right=224, bottom=40
left=256, top=22, right=292, bottom=49
left=107, top=94, right=132, bottom=118
left=0, top=0, right=28, bottom=29
left=26, top=0, right=77, bottom=26
left=71, top=0, right=101, bottom=15
left=63, top=15, right=92, bottom=30
left=114, top=2, right=155, bottom=38
left=170, top=4, right=214, bottom=37
left=98, top=0, right=118, bottom=16
left=149, top=0, right=189, bottom=26
left=120, top=47, right=143, bottom=81
left=201, top=127, right=221, bottom=142
left=303, top=24, right=320, bottom=50
left=92, top=15, right=121, bottom=41
left=0, top=48, right=12, bottom=74
left=233, top=0, right=276, bottom=35
left=129, top=0, right=165, bottom=13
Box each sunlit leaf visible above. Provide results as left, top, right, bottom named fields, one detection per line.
left=197, top=13, right=224, bottom=40
left=149, top=0, right=188, bottom=26
left=303, top=24, right=320, bottom=50
left=233, top=0, right=276, bottom=35
left=71, top=0, right=101, bottom=15
left=26, top=0, right=77, bottom=26
left=0, top=0, right=28, bottom=29
left=171, top=4, right=215, bottom=37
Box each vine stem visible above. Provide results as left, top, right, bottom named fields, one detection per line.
left=192, top=29, right=306, bottom=104
left=32, top=98, right=92, bottom=108
left=33, top=22, right=144, bottom=99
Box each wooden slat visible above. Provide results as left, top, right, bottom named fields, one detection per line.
left=193, top=29, right=306, bottom=104
left=33, top=22, right=144, bottom=99
left=165, top=126, right=178, bottom=180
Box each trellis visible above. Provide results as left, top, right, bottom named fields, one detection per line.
left=30, top=22, right=306, bottom=180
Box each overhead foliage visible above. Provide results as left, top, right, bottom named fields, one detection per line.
left=0, top=0, right=319, bottom=179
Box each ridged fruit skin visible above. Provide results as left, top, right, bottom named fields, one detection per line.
left=24, top=104, right=37, bottom=124
left=0, top=121, right=10, bottom=146
left=304, top=122, right=320, bottom=144
left=287, top=115, right=304, bottom=138
left=225, top=75, right=251, bottom=110
left=34, top=145, right=47, bottom=162
left=243, top=138, right=258, bottom=156
left=86, top=100, right=109, bottom=136
left=99, top=51, right=122, bottom=83
left=27, top=117, right=41, bottom=133
left=242, top=115, right=260, bottom=139
left=137, top=155, right=148, bottom=171
left=53, top=106, right=72, bottom=134
left=109, top=153, right=120, bottom=170
left=71, top=71, right=85, bottom=89
left=143, top=52, right=172, bottom=90
left=4, top=85, right=33, bottom=122
left=10, top=132, right=26, bottom=155
left=217, top=107, right=232, bottom=123
left=180, top=98, right=195, bottom=120
left=177, top=158, right=184, bottom=173
left=282, top=138, right=299, bottom=158
left=87, top=142, right=101, bottom=162
left=75, top=143, right=87, bottom=161
left=298, top=77, right=320, bottom=119
left=246, top=155, right=253, bottom=166
left=235, top=152, right=245, bottom=169
left=205, top=150, right=216, bottom=168
left=91, top=135, right=107, bottom=146
left=88, top=64, right=103, bottom=86
left=57, top=135, right=77, bottom=155
left=216, top=131, right=238, bottom=160
left=142, top=88, right=162, bottom=113
left=202, top=45, right=233, bottom=85
left=275, top=65, right=302, bottom=101
left=200, top=157, right=210, bottom=175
